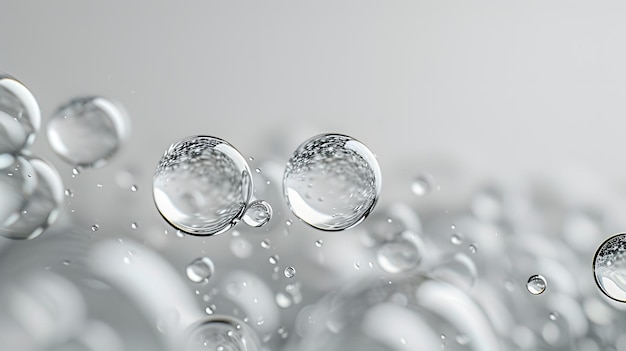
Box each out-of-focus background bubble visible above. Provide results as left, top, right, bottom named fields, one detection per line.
left=2, top=1, right=626, bottom=350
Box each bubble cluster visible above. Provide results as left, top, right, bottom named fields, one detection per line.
left=47, top=96, right=129, bottom=168
left=153, top=136, right=253, bottom=236
left=283, top=133, right=381, bottom=231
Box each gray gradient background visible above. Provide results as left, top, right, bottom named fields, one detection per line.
left=1, top=1, right=625, bottom=210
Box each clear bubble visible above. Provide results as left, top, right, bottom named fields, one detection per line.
left=260, top=239, right=271, bottom=249
left=450, top=232, right=464, bottom=245
left=376, top=231, right=425, bottom=274
left=186, top=257, right=215, bottom=283
left=411, top=174, right=434, bottom=196
left=130, top=184, right=138, bottom=192
left=153, top=136, right=253, bottom=236
left=0, top=157, right=63, bottom=240
left=468, top=244, right=477, bottom=254
left=283, top=133, right=382, bottom=231
left=0, top=154, right=37, bottom=230
left=242, top=200, right=272, bottom=228
left=315, top=239, right=324, bottom=248
left=184, top=316, right=259, bottom=351
left=131, top=222, right=138, bottom=230
left=284, top=266, right=296, bottom=278
left=91, top=224, right=100, bottom=232
left=0, top=74, right=41, bottom=153
left=46, top=96, right=130, bottom=168
left=593, top=233, right=626, bottom=302
left=526, top=274, right=547, bottom=295
left=269, top=255, right=279, bottom=265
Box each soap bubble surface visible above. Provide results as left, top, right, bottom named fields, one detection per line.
left=593, top=233, right=626, bottom=302
left=0, top=74, right=41, bottom=153
left=46, top=96, right=129, bottom=168
left=153, top=136, right=253, bottom=236
left=283, top=133, right=381, bottom=231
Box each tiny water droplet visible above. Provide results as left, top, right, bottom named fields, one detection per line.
left=130, top=184, right=138, bottom=192
left=255, top=168, right=261, bottom=173
left=468, top=243, right=477, bottom=254
left=131, top=222, right=138, bottom=230
left=526, top=274, right=547, bottom=295
left=64, top=188, right=73, bottom=197
left=260, top=239, right=271, bottom=249
left=205, top=305, right=215, bottom=315
left=315, top=239, right=324, bottom=248
left=411, top=174, right=434, bottom=196
left=91, top=224, right=99, bottom=232
left=450, top=232, right=464, bottom=245
left=285, top=219, right=292, bottom=226
left=96, top=183, right=103, bottom=188
left=62, top=259, right=71, bottom=266
left=284, top=266, right=296, bottom=278
left=549, top=312, right=559, bottom=321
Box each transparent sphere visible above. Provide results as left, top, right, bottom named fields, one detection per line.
left=0, top=156, right=63, bottom=240
left=46, top=96, right=129, bottom=168
left=186, top=257, right=215, bottom=284
left=526, top=274, right=547, bottom=295
left=242, top=200, right=272, bottom=228
left=593, top=233, right=626, bottom=302
left=153, top=136, right=253, bottom=236
left=283, top=133, right=381, bottom=231
left=183, top=316, right=259, bottom=351
left=0, top=74, right=41, bottom=153
left=376, top=231, right=425, bottom=274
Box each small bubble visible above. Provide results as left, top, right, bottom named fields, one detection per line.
left=451, top=224, right=456, bottom=230
left=91, top=224, right=99, bottom=232
left=549, top=312, right=559, bottom=321
left=315, top=239, right=324, bottom=248
left=186, top=257, right=215, bottom=283
left=286, top=219, right=292, bottom=226
left=205, top=306, right=215, bottom=315
left=176, top=230, right=185, bottom=238
left=64, top=188, right=73, bottom=197
left=72, top=167, right=80, bottom=176
left=255, top=168, right=261, bottom=173
left=284, top=266, right=296, bottom=278
left=62, top=259, right=71, bottom=266
left=411, top=174, right=434, bottom=196
left=526, top=274, right=547, bottom=295
left=450, top=232, right=464, bottom=245
left=468, top=244, right=477, bottom=254
left=130, top=184, right=138, bottom=192
left=260, top=239, right=271, bottom=249
left=131, top=222, right=138, bottom=230
left=242, top=200, right=272, bottom=228
left=269, top=255, right=279, bottom=265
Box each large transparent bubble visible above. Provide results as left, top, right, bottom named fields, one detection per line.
left=0, top=74, right=41, bottom=153
left=153, top=136, right=253, bottom=236
left=283, top=133, right=381, bottom=231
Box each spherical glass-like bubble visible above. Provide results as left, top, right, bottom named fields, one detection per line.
left=376, top=230, right=425, bottom=274
left=593, top=233, right=626, bottom=302
left=183, top=316, right=260, bottom=351
left=46, top=96, right=129, bottom=168
left=0, top=153, right=37, bottom=229
left=186, top=257, right=215, bottom=284
left=242, top=199, right=272, bottom=228
left=153, top=136, right=253, bottom=236
left=0, top=74, right=41, bottom=154
left=283, top=133, right=381, bottom=231
left=526, top=274, right=547, bottom=295
left=0, top=156, right=64, bottom=240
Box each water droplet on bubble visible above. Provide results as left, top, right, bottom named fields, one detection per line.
left=242, top=200, right=272, bottom=228
left=0, top=74, right=41, bottom=153
left=186, top=257, right=215, bottom=283
left=91, top=224, right=99, bottom=232
left=450, top=232, right=464, bottom=245
left=47, top=96, right=130, bottom=168
left=593, top=233, right=626, bottom=302
left=284, top=266, right=296, bottom=278
left=153, top=136, right=253, bottom=236
left=376, top=231, right=425, bottom=274
left=411, top=174, right=434, bottom=196
left=526, top=274, right=547, bottom=295
left=283, top=133, right=381, bottom=231
left=315, top=239, right=323, bottom=248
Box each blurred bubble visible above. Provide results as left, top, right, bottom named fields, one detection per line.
left=526, top=275, right=547, bottom=295
left=47, top=96, right=129, bottom=168
left=283, top=133, right=381, bottom=231
left=184, top=316, right=259, bottom=351
left=376, top=230, right=425, bottom=274
left=242, top=200, right=272, bottom=228
left=153, top=136, right=252, bottom=236
left=430, top=253, right=477, bottom=291
left=0, top=74, right=41, bottom=153
left=186, top=257, right=215, bottom=284
left=411, top=174, right=434, bottom=197
left=0, top=156, right=63, bottom=240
